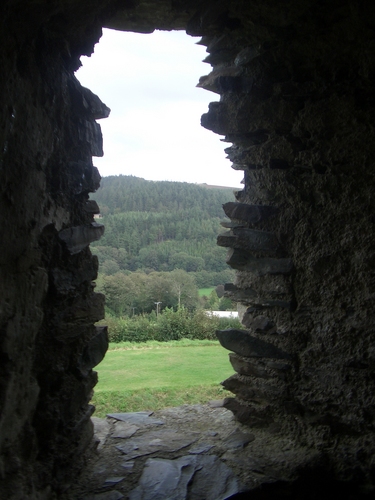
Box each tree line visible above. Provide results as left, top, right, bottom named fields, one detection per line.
left=91, top=175, right=234, bottom=217
left=101, top=307, right=241, bottom=343
left=98, top=269, right=235, bottom=316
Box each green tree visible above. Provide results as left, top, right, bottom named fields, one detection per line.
left=169, top=269, right=199, bottom=310
left=101, top=273, right=137, bottom=315
left=101, top=259, right=120, bottom=275
left=148, top=272, right=175, bottom=311
left=207, top=290, right=220, bottom=310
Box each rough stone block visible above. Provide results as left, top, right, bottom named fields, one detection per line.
left=91, top=416, right=111, bottom=450
left=227, top=131, right=270, bottom=148
left=68, top=161, right=101, bottom=194
left=223, top=398, right=274, bottom=427
left=229, top=353, right=271, bottom=378
left=84, top=200, right=101, bottom=214
left=217, top=228, right=280, bottom=254
left=226, top=249, right=293, bottom=275
left=224, top=429, right=255, bottom=449
left=79, top=86, right=111, bottom=120
left=78, top=119, right=104, bottom=157
left=224, top=283, right=257, bottom=300
left=234, top=46, right=260, bottom=66
left=197, top=66, right=242, bottom=94
left=52, top=258, right=99, bottom=294
left=230, top=162, right=248, bottom=170
left=107, top=412, right=165, bottom=426
left=59, top=222, right=104, bottom=254
left=222, top=374, right=282, bottom=403
left=78, top=326, right=108, bottom=375
left=84, top=164, right=102, bottom=193
left=220, top=220, right=244, bottom=229
left=216, top=328, right=291, bottom=360
left=223, top=202, right=278, bottom=223
left=223, top=283, right=292, bottom=309
left=242, top=314, right=275, bottom=332
left=233, top=227, right=280, bottom=250
left=115, top=429, right=198, bottom=459
left=216, top=75, right=254, bottom=93
left=201, top=101, right=228, bottom=134
left=54, top=293, right=105, bottom=340
left=112, top=421, right=139, bottom=439
left=68, top=76, right=111, bottom=120
left=129, top=454, right=245, bottom=500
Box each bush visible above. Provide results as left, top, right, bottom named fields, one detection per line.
left=217, top=316, right=242, bottom=330
left=120, top=316, right=156, bottom=342
left=189, top=309, right=219, bottom=340
left=99, top=307, right=237, bottom=343
left=99, top=315, right=157, bottom=343
left=154, top=307, right=190, bottom=341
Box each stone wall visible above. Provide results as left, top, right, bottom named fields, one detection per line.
left=0, top=2, right=111, bottom=496
left=0, top=0, right=374, bottom=497
left=200, top=1, right=375, bottom=485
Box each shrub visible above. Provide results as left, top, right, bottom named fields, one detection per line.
left=154, top=307, right=191, bottom=341
left=217, top=316, right=242, bottom=330
left=119, top=316, right=156, bottom=342
left=99, top=307, right=242, bottom=343
left=189, top=309, right=219, bottom=340
left=99, top=315, right=156, bottom=343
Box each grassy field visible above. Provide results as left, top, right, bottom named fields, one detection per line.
left=198, top=287, right=215, bottom=297
left=91, top=340, right=232, bottom=417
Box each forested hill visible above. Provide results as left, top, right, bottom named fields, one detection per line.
left=90, top=175, right=236, bottom=291
left=91, top=175, right=235, bottom=216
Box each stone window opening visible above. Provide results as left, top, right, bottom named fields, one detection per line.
left=1, top=1, right=375, bottom=497
left=76, top=28, right=243, bottom=187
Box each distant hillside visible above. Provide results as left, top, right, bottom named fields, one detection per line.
left=91, top=175, right=235, bottom=217
left=90, top=175, right=236, bottom=288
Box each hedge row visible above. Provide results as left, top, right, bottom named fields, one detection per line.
left=99, top=308, right=242, bottom=343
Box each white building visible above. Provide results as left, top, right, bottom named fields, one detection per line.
left=205, top=311, right=238, bottom=319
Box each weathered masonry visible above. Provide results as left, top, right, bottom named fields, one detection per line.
left=1, top=0, right=375, bottom=497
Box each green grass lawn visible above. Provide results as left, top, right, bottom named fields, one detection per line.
left=198, top=287, right=215, bottom=297
left=92, top=340, right=233, bottom=417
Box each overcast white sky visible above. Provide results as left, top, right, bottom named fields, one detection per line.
left=76, top=28, right=243, bottom=188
